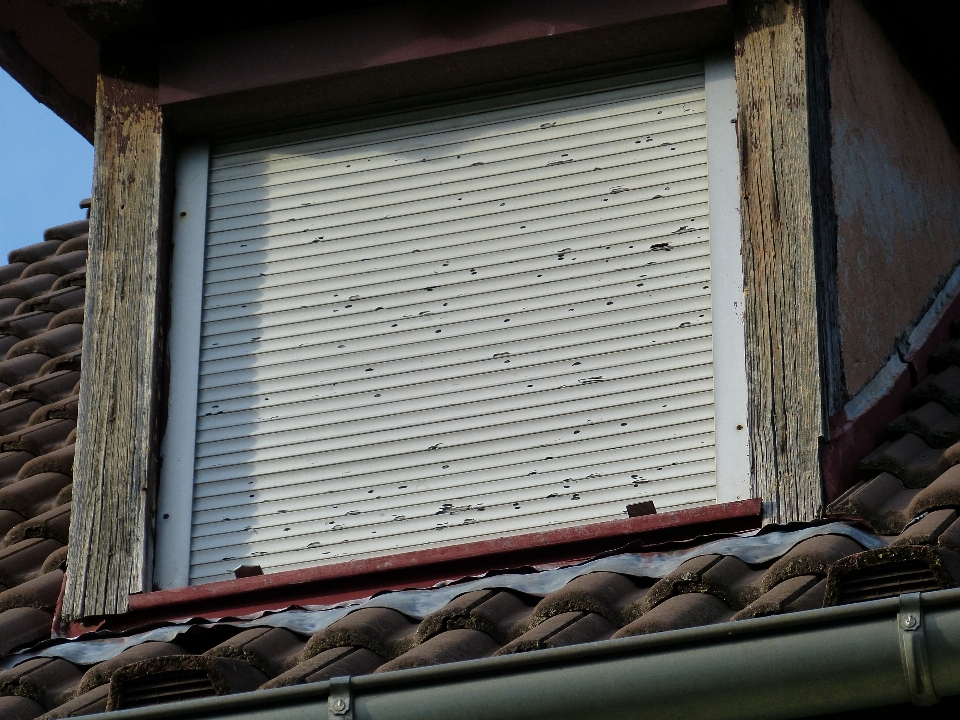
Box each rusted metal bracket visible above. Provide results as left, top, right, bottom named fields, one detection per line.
left=898, top=593, right=938, bottom=707
left=328, top=676, right=354, bottom=720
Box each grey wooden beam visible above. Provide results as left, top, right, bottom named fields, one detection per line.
left=733, top=0, right=826, bottom=523
left=63, top=72, right=166, bottom=621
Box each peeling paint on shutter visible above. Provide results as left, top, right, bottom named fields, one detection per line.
left=190, top=62, right=716, bottom=584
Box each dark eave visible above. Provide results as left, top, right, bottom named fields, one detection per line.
left=862, top=0, right=960, bottom=146
left=0, top=0, right=97, bottom=141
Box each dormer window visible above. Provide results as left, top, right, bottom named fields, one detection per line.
left=155, top=55, right=748, bottom=588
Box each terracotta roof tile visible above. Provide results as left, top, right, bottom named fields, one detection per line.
left=35, top=684, right=107, bottom=719
left=0, top=267, right=30, bottom=287
left=497, top=611, right=615, bottom=654
left=261, top=647, right=383, bottom=690
left=21, top=253, right=86, bottom=282
left=0, top=694, right=47, bottom=720
left=533, top=571, right=647, bottom=627
left=888, top=402, right=960, bottom=447
left=0, top=570, right=63, bottom=612
left=0, top=277, right=61, bottom=303
left=204, top=627, right=303, bottom=677
left=0, top=356, right=54, bottom=388
left=0, top=609, right=56, bottom=658
left=615, top=592, right=733, bottom=637
left=9, top=244, right=63, bottom=267
left=300, top=608, right=417, bottom=662
left=732, top=575, right=826, bottom=620
left=418, top=588, right=534, bottom=644
left=42, top=221, right=88, bottom=243
left=375, top=628, right=499, bottom=673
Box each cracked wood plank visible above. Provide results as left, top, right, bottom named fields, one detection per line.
left=734, top=0, right=825, bottom=523
left=63, top=73, right=167, bottom=621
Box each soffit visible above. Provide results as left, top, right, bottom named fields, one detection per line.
left=862, top=0, right=960, bottom=146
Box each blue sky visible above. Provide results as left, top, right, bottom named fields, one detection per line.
left=0, top=69, right=93, bottom=261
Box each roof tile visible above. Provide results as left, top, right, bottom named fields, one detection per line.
left=42, top=221, right=88, bottom=243
left=9, top=244, right=62, bottom=267
left=20, top=253, right=86, bottom=282
left=911, top=365, right=960, bottom=413
left=261, top=647, right=384, bottom=690
left=36, top=684, right=108, bottom=719
left=532, top=571, right=647, bottom=627
left=733, top=575, right=825, bottom=620
left=888, top=401, right=960, bottom=447
left=375, top=628, right=499, bottom=673
left=0, top=608, right=55, bottom=658
left=0, top=540, right=63, bottom=588
left=300, top=608, right=417, bottom=662
left=496, top=611, right=615, bottom=655
left=0, top=693, right=47, bottom=720
left=0, top=277, right=60, bottom=303
left=616, top=592, right=733, bottom=638
left=418, top=588, right=535, bottom=644
left=204, top=627, right=303, bottom=677
left=0, top=570, right=63, bottom=612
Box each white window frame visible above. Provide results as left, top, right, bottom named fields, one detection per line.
left=155, top=53, right=750, bottom=590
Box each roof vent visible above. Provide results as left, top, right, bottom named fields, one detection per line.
left=107, top=655, right=269, bottom=712
left=824, top=545, right=960, bottom=606
left=833, top=559, right=941, bottom=604
left=117, top=669, right=217, bottom=708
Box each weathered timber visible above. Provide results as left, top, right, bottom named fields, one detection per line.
left=734, top=0, right=824, bottom=523
left=63, top=74, right=166, bottom=620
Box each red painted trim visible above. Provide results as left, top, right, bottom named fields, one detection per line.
left=822, top=290, right=960, bottom=503
left=159, top=0, right=727, bottom=104
left=87, top=499, right=760, bottom=635
left=821, top=368, right=912, bottom=503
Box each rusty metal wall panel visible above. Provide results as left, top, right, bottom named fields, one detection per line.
left=190, top=63, right=715, bottom=584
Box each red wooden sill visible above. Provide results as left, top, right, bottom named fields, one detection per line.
left=93, top=499, right=760, bottom=634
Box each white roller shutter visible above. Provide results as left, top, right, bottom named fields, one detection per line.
left=190, top=62, right=717, bottom=584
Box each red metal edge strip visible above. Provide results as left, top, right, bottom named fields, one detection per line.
left=822, top=289, right=960, bottom=503
left=94, top=499, right=760, bottom=634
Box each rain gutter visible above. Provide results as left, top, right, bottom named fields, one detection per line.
left=84, top=587, right=960, bottom=720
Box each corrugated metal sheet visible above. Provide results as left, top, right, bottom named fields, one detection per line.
left=191, top=63, right=716, bottom=584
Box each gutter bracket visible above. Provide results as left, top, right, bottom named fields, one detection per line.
left=328, top=676, right=354, bottom=720
left=898, top=593, right=938, bottom=707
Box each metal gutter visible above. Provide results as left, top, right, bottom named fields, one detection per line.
left=83, top=588, right=960, bottom=720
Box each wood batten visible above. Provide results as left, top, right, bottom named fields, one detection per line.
left=63, top=74, right=166, bottom=621
left=734, top=0, right=824, bottom=523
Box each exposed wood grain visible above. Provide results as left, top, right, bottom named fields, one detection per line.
left=734, top=0, right=824, bottom=523
left=63, top=73, right=165, bottom=621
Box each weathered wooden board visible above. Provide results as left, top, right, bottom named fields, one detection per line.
left=734, top=0, right=825, bottom=523
left=63, top=73, right=165, bottom=620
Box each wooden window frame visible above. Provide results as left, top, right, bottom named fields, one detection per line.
left=64, top=0, right=830, bottom=624
left=152, top=53, right=750, bottom=593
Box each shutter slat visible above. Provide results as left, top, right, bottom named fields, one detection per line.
left=189, top=64, right=717, bottom=584
left=209, top=68, right=704, bottom=174
left=198, top=329, right=713, bottom=410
